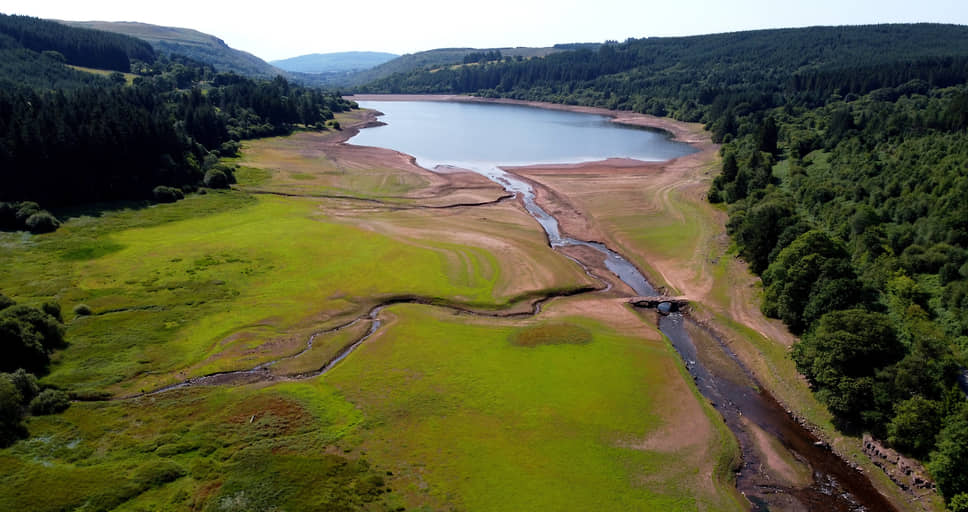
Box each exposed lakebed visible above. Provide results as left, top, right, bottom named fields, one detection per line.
left=351, top=99, right=897, bottom=512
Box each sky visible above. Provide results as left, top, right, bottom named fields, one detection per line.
left=6, top=0, right=968, bottom=61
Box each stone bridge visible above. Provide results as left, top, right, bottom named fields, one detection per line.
left=628, top=296, right=690, bottom=312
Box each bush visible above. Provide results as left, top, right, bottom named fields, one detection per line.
left=218, top=141, right=241, bottom=157
left=0, top=378, right=26, bottom=447
left=4, top=369, right=39, bottom=403
left=0, top=202, right=18, bottom=230
left=929, top=404, right=968, bottom=501
left=14, top=202, right=40, bottom=223
left=0, top=293, right=14, bottom=311
left=0, top=304, right=67, bottom=373
left=73, top=304, right=93, bottom=316
left=41, top=302, right=62, bottom=322
left=203, top=169, right=230, bottom=189
left=152, top=186, right=184, bottom=203
left=25, top=211, right=60, bottom=233
left=29, top=388, right=70, bottom=415
left=0, top=316, right=48, bottom=373
left=948, top=493, right=968, bottom=512
left=887, top=396, right=942, bottom=457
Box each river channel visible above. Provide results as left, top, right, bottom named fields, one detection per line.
left=351, top=99, right=898, bottom=512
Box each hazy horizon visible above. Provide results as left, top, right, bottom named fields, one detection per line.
left=4, top=0, right=968, bottom=61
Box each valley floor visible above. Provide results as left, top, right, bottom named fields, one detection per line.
left=0, top=108, right=744, bottom=511
left=0, top=100, right=937, bottom=511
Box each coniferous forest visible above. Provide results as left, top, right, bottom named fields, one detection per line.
left=361, top=23, right=968, bottom=507
left=0, top=13, right=353, bottom=232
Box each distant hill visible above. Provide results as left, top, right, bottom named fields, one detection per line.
left=344, top=46, right=563, bottom=86
left=271, top=51, right=398, bottom=74
left=60, top=20, right=282, bottom=77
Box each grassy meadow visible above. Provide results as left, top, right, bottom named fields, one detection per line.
left=0, top=126, right=742, bottom=511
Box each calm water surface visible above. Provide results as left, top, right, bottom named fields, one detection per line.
left=351, top=100, right=695, bottom=168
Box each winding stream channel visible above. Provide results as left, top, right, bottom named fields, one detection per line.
left=137, top=100, right=899, bottom=511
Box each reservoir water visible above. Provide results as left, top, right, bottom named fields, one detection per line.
left=351, top=100, right=696, bottom=166
left=350, top=99, right=897, bottom=512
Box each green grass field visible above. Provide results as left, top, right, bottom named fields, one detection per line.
left=324, top=303, right=741, bottom=511
left=0, top=128, right=743, bottom=511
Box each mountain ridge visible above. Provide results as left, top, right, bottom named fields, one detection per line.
left=271, top=51, right=398, bottom=74
left=59, top=20, right=283, bottom=77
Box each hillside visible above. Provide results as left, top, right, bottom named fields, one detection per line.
left=359, top=24, right=968, bottom=110
left=60, top=20, right=282, bottom=77
left=0, top=13, right=154, bottom=90
left=271, top=51, right=398, bottom=74
left=345, top=46, right=563, bottom=86
left=0, top=13, right=352, bottom=216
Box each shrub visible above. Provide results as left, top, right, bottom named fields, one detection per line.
left=25, top=211, right=60, bottom=233
left=0, top=378, right=26, bottom=447
left=0, top=293, right=13, bottom=311
left=948, top=493, right=968, bottom=512
left=929, top=404, right=968, bottom=502
left=41, top=302, right=62, bottom=322
left=0, top=316, right=48, bottom=373
left=152, top=186, right=184, bottom=203
left=0, top=304, right=66, bottom=373
left=29, top=389, right=70, bottom=415
left=0, top=202, right=18, bottom=230
left=73, top=304, right=93, bottom=316
left=14, top=202, right=40, bottom=223
left=203, top=169, right=230, bottom=189
left=4, top=369, right=39, bottom=403
left=887, top=396, right=942, bottom=457
left=218, top=141, right=241, bottom=157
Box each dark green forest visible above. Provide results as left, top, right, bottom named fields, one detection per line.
left=0, top=13, right=354, bottom=233
left=358, top=23, right=968, bottom=507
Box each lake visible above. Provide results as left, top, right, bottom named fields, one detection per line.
left=350, top=100, right=696, bottom=169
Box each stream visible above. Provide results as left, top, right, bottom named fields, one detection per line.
left=410, top=153, right=897, bottom=510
